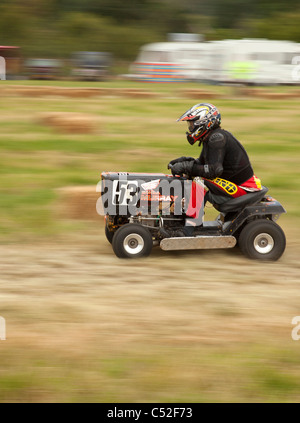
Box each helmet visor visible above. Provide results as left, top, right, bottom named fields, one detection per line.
left=187, top=120, right=196, bottom=133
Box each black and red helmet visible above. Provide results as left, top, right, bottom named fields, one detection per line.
left=177, top=103, right=221, bottom=145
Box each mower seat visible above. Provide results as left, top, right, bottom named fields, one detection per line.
left=207, top=186, right=269, bottom=213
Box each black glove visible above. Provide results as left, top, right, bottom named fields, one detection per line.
left=169, top=160, right=195, bottom=177
left=168, top=156, right=194, bottom=169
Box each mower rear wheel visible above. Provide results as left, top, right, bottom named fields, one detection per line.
left=238, top=219, right=286, bottom=261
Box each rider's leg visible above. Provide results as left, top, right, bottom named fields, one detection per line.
left=160, top=179, right=204, bottom=238
left=183, top=178, right=205, bottom=235
left=203, top=177, right=248, bottom=198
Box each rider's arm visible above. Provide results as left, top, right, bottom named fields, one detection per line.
left=191, top=132, right=226, bottom=179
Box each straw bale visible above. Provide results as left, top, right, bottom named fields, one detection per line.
left=57, top=186, right=102, bottom=220
left=38, top=112, right=98, bottom=134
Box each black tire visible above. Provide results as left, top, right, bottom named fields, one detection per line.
left=105, top=224, right=115, bottom=244
left=112, top=223, right=153, bottom=259
left=238, top=219, right=286, bottom=261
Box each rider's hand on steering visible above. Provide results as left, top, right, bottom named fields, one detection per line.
left=168, top=156, right=194, bottom=169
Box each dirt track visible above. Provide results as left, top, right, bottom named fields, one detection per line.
left=0, top=222, right=300, bottom=402
left=1, top=223, right=299, bottom=348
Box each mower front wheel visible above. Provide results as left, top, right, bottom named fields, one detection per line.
left=105, top=224, right=115, bottom=244
left=112, top=224, right=153, bottom=259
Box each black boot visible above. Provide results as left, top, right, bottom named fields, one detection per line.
left=183, top=225, right=195, bottom=237
left=159, top=226, right=191, bottom=239
left=159, top=228, right=184, bottom=238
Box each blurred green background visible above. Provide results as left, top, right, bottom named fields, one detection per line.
left=0, top=81, right=299, bottom=242
left=1, top=0, right=300, bottom=69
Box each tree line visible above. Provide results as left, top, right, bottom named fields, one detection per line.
left=0, top=0, right=299, bottom=62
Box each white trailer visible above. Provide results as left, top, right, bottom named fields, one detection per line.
left=128, top=38, right=300, bottom=84
left=209, top=38, right=300, bottom=85
left=128, top=41, right=212, bottom=82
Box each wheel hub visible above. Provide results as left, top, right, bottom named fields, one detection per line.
left=253, top=233, right=274, bottom=254
left=123, top=233, right=144, bottom=255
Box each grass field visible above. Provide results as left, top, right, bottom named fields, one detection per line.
left=0, top=80, right=299, bottom=402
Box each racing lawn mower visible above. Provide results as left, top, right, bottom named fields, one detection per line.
left=100, top=171, right=286, bottom=261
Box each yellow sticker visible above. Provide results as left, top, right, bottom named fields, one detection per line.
left=254, top=176, right=262, bottom=190
left=213, top=178, right=238, bottom=195
left=195, top=106, right=209, bottom=112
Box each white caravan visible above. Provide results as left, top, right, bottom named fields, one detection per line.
left=129, top=38, right=300, bottom=84
left=209, top=38, right=300, bottom=85
left=128, top=41, right=212, bottom=82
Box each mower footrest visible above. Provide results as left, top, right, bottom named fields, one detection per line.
left=160, top=235, right=236, bottom=251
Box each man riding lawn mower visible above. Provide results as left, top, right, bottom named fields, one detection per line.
left=101, top=103, right=286, bottom=260
left=162, top=103, right=263, bottom=238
